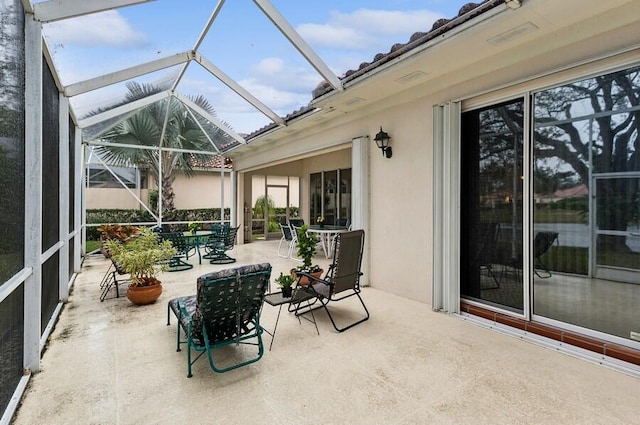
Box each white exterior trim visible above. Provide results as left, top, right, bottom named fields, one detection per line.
left=432, top=102, right=461, bottom=313
left=351, top=136, right=370, bottom=286
left=23, top=13, right=43, bottom=372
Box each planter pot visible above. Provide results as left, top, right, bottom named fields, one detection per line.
left=282, top=286, right=293, bottom=298
left=127, top=283, right=163, bottom=305
left=291, top=269, right=323, bottom=287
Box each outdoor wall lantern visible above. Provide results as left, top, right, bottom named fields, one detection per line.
left=373, top=127, right=392, bottom=158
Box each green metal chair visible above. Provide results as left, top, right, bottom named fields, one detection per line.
left=292, top=230, right=369, bottom=332
left=203, top=224, right=240, bottom=264
left=160, top=231, right=194, bottom=272
left=167, top=263, right=272, bottom=377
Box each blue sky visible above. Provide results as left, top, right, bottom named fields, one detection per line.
left=41, top=0, right=471, bottom=134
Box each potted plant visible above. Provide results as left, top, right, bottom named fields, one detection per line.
left=105, top=227, right=177, bottom=305
left=316, top=216, right=325, bottom=228
left=98, top=224, right=139, bottom=257
left=293, top=224, right=323, bottom=285
left=274, top=272, right=295, bottom=297
left=187, top=221, right=200, bottom=234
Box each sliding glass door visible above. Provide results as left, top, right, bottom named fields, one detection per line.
left=458, top=64, right=640, bottom=344
left=460, top=99, right=525, bottom=313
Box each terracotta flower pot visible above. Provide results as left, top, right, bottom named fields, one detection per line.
left=291, top=269, right=323, bottom=287
left=126, top=283, right=163, bottom=305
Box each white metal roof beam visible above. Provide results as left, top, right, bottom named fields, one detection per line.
left=21, top=0, right=33, bottom=13
left=253, top=0, right=343, bottom=91
left=192, top=0, right=226, bottom=52
left=78, top=91, right=170, bottom=129
left=195, top=53, right=285, bottom=126
left=170, top=1, right=226, bottom=92
left=34, top=0, right=155, bottom=24
left=182, top=103, right=222, bottom=154
left=65, top=51, right=193, bottom=97
left=88, top=140, right=220, bottom=156
left=88, top=146, right=158, bottom=220
left=174, top=93, right=247, bottom=146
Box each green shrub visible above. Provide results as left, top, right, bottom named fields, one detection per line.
left=85, top=208, right=231, bottom=239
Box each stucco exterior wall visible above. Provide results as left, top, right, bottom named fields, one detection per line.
left=172, top=171, right=231, bottom=209
left=87, top=171, right=232, bottom=211
left=229, top=0, right=640, bottom=307
left=85, top=188, right=149, bottom=210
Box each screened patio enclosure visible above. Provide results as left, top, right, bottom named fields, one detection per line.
left=5, top=0, right=640, bottom=422
left=0, top=0, right=369, bottom=421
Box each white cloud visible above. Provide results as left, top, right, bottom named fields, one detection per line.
left=43, top=10, right=148, bottom=48
left=298, top=8, right=442, bottom=51
left=252, top=57, right=286, bottom=76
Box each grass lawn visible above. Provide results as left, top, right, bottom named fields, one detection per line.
left=542, top=246, right=588, bottom=275
left=534, top=208, right=587, bottom=224
left=86, top=240, right=101, bottom=253
left=543, top=246, right=640, bottom=274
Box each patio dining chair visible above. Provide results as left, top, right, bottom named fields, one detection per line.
left=277, top=223, right=299, bottom=259
left=159, top=232, right=194, bottom=272
left=287, top=218, right=304, bottom=228
left=166, top=263, right=272, bottom=377
left=292, top=229, right=369, bottom=332
left=476, top=222, right=501, bottom=289
left=533, top=231, right=558, bottom=278
left=203, top=225, right=240, bottom=264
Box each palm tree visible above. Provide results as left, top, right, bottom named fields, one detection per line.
left=94, top=82, right=230, bottom=219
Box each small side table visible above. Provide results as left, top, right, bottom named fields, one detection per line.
left=264, top=288, right=319, bottom=350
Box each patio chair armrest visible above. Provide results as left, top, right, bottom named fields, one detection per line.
left=293, top=270, right=328, bottom=285
left=177, top=299, right=193, bottom=322
left=294, top=271, right=333, bottom=298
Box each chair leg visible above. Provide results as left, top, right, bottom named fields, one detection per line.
left=100, top=270, right=119, bottom=301
left=277, top=237, right=289, bottom=258
left=534, top=257, right=552, bottom=278
left=321, top=292, right=370, bottom=333
left=209, top=252, right=236, bottom=264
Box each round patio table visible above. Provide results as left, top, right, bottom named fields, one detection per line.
left=306, top=225, right=349, bottom=258
left=182, top=231, right=213, bottom=264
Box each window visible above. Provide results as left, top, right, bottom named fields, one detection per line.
left=310, top=168, right=351, bottom=225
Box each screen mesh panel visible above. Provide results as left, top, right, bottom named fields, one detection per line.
left=69, top=116, right=75, bottom=229
left=0, top=0, right=26, bottom=414
left=42, top=58, right=60, bottom=251
left=41, top=252, right=60, bottom=334
left=0, top=0, right=26, bottom=283
left=0, top=285, right=25, bottom=415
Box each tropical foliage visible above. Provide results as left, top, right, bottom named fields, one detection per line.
left=295, top=224, right=321, bottom=273
left=105, top=227, right=176, bottom=287
left=92, top=82, right=231, bottom=218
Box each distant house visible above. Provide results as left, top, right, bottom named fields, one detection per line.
left=553, top=184, right=589, bottom=200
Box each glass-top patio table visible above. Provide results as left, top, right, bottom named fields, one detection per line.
left=306, top=225, right=349, bottom=258
left=182, top=231, right=212, bottom=264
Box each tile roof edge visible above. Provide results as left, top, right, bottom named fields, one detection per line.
left=312, top=0, right=503, bottom=99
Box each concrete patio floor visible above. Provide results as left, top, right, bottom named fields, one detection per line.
left=11, top=240, right=640, bottom=424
